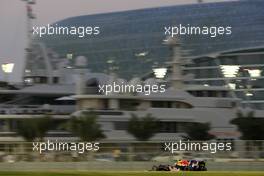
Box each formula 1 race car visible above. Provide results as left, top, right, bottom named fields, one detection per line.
left=151, top=160, right=207, bottom=171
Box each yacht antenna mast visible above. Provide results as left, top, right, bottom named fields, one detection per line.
left=165, top=37, right=184, bottom=89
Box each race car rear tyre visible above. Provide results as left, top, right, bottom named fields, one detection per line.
left=152, top=165, right=158, bottom=171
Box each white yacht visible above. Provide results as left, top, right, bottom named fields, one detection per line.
left=72, top=38, right=264, bottom=142
left=0, top=1, right=263, bottom=142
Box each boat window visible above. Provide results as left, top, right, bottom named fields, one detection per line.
left=151, top=101, right=172, bottom=108
left=119, top=99, right=139, bottom=111
left=151, top=101, right=192, bottom=109
left=53, top=77, right=59, bottom=84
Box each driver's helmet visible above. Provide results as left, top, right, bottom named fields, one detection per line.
left=176, top=159, right=183, bottom=166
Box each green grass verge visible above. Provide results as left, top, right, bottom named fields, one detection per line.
left=0, top=172, right=263, bottom=176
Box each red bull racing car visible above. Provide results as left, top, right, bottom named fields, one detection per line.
left=151, top=159, right=207, bottom=172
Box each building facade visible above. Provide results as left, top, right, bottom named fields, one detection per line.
left=39, top=0, right=264, bottom=78
left=184, top=47, right=264, bottom=109
left=35, top=0, right=264, bottom=109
